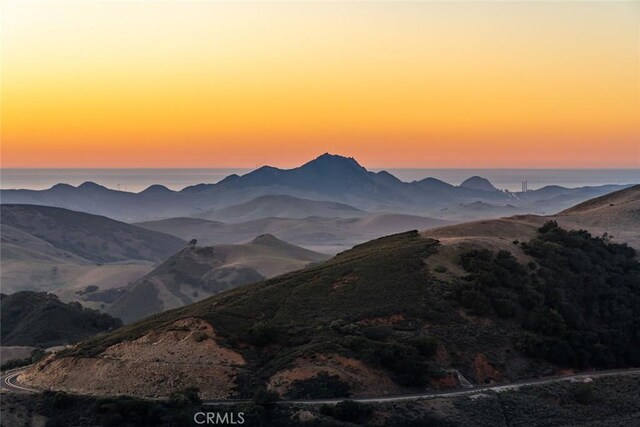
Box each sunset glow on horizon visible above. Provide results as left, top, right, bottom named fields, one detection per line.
left=2, top=1, right=639, bottom=169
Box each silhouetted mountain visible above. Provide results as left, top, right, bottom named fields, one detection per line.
left=460, top=176, right=498, bottom=192
left=0, top=154, right=632, bottom=221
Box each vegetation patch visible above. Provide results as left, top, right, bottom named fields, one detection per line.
left=455, top=221, right=640, bottom=369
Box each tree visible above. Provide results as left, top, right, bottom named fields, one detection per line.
left=188, top=239, right=198, bottom=247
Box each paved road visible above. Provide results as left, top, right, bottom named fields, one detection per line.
left=1, top=368, right=39, bottom=394
left=2, top=366, right=639, bottom=405
left=204, top=367, right=640, bottom=406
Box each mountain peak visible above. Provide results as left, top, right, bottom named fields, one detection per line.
left=251, top=233, right=282, bottom=245
left=302, top=153, right=365, bottom=171
left=50, top=183, right=75, bottom=191
left=78, top=181, right=107, bottom=191
left=140, top=184, right=172, bottom=194
left=460, top=176, right=497, bottom=192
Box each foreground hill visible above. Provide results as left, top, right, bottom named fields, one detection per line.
left=21, top=216, right=640, bottom=399
left=0, top=292, right=122, bottom=348
left=106, top=235, right=330, bottom=323
left=2, top=154, right=630, bottom=222
left=1, top=205, right=185, bottom=263
left=137, top=213, right=451, bottom=253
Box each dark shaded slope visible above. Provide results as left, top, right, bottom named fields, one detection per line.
left=0, top=292, right=122, bottom=347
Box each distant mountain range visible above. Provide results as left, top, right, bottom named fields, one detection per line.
left=1, top=154, right=631, bottom=222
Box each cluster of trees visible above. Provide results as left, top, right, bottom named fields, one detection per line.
left=456, top=221, right=640, bottom=369
left=287, top=372, right=350, bottom=399
left=340, top=335, right=436, bottom=387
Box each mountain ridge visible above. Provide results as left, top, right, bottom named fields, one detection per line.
left=2, top=154, right=629, bottom=222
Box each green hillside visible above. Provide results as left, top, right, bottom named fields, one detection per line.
left=46, top=224, right=640, bottom=398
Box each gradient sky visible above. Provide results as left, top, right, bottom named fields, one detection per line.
left=2, top=1, right=639, bottom=168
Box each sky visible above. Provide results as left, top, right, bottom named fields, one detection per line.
left=2, top=1, right=639, bottom=169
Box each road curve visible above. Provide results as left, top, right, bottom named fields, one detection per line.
left=1, top=367, right=39, bottom=394
left=2, top=366, right=639, bottom=405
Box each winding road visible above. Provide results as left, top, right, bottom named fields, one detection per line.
left=2, top=366, right=639, bottom=405
left=1, top=368, right=39, bottom=394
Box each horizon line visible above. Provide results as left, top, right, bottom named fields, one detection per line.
left=2, top=166, right=639, bottom=171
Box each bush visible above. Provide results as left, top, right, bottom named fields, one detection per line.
left=573, top=383, right=595, bottom=404
left=286, top=373, right=350, bottom=399
left=412, top=336, right=438, bottom=358
left=246, top=321, right=278, bottom=347
left=169, top=387, right=201, bottom=406
left=361, top=325, right=392, bottom=341
left=321, top=400, right=373, bottom=423
left=434, top=265, right=448, bottom=273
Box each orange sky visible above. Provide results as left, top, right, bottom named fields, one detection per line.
left=2, top=1, right=639, bottom=168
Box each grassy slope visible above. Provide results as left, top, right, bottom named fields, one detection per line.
left=1, top=204, right=185, bottom=263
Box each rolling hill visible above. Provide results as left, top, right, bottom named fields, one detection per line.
left=1, top=205, right=185, bottom=263
left=196, top=194, right=364, bottom=222
left=136, top=213, right=451, bottom=253
left=554, top=184, right=640, bottom=249
left=106, top=235, right=330, bottom=323
left=0, top=292, right=122, bottom=348
left=559, top=183, right=639, bottom=221
left=19, top=187, right=640, bottom=400
left=0, top=205, right=185, bottom=309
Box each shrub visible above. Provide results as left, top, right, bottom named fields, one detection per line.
left=169, top=387, right=201, bottom=406
left=322, top=400, right=373, bottom=423
left=412, top=336, right=438, bottom=358
left=245, top=321, right=278, bottom=347
left=361, top=325, right=392, bottom=341
left=434, top=265, right=448, bottom=273
left=286, top=373, right=350, bottom=399
left=573, top=383, right=595, bottom=404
